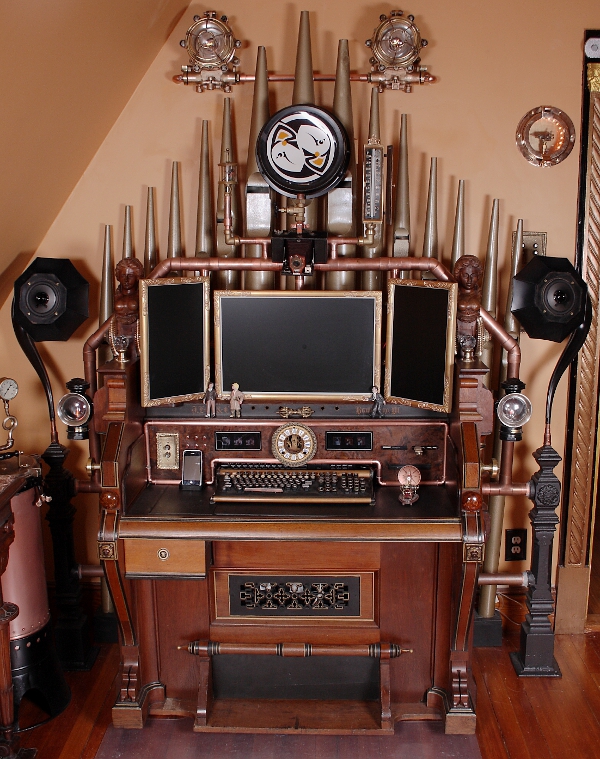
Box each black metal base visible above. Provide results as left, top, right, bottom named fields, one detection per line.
left=53, top=612, right=99, bottom=671
left=510, top=650, right=561, bottom=677
left=93, top=608, right=118, bottom=644
left=10, top=622, right=71, bottom=726
left=473, top=610, right=503, bottom=647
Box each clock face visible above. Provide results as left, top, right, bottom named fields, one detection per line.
left=272, top=423, right=317, bottom=466
left=0, top=378, right=18, bottom=402
left=256, top=105, right=350, bottom=199
left=397, top=465, right=421, bottom=487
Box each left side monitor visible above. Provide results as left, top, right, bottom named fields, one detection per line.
left=140, top=277, right=210, bottom=407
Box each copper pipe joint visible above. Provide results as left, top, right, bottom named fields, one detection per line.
left=478, top=571, right=532, bottom=587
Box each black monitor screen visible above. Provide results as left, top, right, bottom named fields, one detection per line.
left=215, top=291, right=382, bottom=401
left=140, top=278, right=210, bottom=406
left=384, top=280, right=457, bottom=412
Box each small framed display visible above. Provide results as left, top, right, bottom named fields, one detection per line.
left=384, top=279, right=457, bottom=413
left=140, top=277, right=211, bottom=407
left=214, top=290, right=382, bottom=402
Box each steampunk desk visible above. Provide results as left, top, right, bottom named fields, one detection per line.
left=93, top=363, right=490, bottom=736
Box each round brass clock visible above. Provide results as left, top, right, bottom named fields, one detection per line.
left=272, top=423, right=317, bottom=467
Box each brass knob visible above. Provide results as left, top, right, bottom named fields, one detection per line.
left=481, top=458, right=499, bottom=479
left=86, top=458, right=101, bottom=476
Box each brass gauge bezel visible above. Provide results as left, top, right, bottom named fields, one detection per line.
left=271, top=423, right=317, bottom=467
left=368, top=13, right=423, bottom=70
left=516, top=106, right=575, bottom=167
left=181, top=13, right=239, bottom=70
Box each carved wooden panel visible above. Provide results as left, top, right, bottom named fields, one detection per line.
left=565, top=79, right=600, bottom=568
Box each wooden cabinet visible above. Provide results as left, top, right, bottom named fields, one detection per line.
left=98, top=415, right=483, bottom=735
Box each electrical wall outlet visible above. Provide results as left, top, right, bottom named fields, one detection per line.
left=505, top=528, right=527, bottom=562
left=156, top=433, right=180, bottom=469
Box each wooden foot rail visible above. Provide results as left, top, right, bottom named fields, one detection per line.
left=180, top=640, right=413, bottom=658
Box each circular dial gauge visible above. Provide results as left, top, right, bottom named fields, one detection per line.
left=256, top=105, right=350, bottom=199
left=181, top=14, right=238, bottom=70
left=272, top=423, right=317, bottom=467
left=371, top=15, right=422, bottom=69
left=397, top=465, right=421, bottom=487
left=0, top=378, right=18, bottom=402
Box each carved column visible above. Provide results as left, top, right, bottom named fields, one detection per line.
left=555, top=61, right=600, bottom=633
left=511, top=445, right=561, bottom=676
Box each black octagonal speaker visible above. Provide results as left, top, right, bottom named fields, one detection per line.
left=13, top=258, right=89, bottom=342
left=511, top=256, right=587, bottom=342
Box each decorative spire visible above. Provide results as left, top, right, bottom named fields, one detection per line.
left=450, top=179, right=465, bottom=270
left=292, top=11, right=315, bottom=105
left=421, top=157, right=438, bottom=279
left=122, top=205, right=133, bottom=259
left=195, top=121, right=214, bottom=259
left=144, top=187, right=158, bottom=276
left=167, top=161, right=183, bottom=259
left=392, top=114, right=410, bottom=270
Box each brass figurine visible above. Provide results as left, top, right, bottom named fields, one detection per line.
left=109, top=257, right=143, bottom=363
left=229, top=383, right=245, bottom=418
left=203, top=382, right=217, bottom=418
left=455, top=255, right=484, bottom=361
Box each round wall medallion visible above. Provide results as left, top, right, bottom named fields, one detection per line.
left=271, top=423, right=317, bottom=466
left=256, top=105, right=350, bottom=199
left=516, top=106, right=575, bottom=167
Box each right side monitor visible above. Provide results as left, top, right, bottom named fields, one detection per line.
left=384, top=279, right=458, bottom=413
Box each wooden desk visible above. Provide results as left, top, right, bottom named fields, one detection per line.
left=98, top=417, right=484, bottom=736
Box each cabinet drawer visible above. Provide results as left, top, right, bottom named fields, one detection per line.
left=123, top=539, right=206, bottom=578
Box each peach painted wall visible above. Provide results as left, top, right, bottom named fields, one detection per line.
left=0, top=0, right=597, bottom=574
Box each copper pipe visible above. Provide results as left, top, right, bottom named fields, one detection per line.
left=480, top=307, right=520, bottom=379
left=150, top=256, right=453, bottom=280
left=498, top=440, right=515, bottom=487
left=77, top=564, right=104, bottom=579
left=478, top=572, right=530, bottom=586
left=174, top=73, right=429, bottom=85
left=82, top=318, right=111, bottom=485
left=482, top=482, right=531, bottom=497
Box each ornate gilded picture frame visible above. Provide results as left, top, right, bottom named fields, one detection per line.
left=384, top=279, right=457, bottom=413
left=140, top=277, right=211, bottom=407
left=214, top=290, right=382, bottom=402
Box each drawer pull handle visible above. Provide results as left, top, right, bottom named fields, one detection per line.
left=157, top=548, right=170, bottom=561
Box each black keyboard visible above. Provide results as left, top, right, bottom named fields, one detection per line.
left=212, top=463, right=375, bottom=504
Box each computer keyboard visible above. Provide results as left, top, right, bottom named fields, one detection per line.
left=212, top=463, right=375, bottom=504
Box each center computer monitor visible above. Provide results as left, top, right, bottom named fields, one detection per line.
left=214, top=290, right=382, bottom=402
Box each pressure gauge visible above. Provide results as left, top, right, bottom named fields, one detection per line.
left=180, top=12, right=240, bottom=71
left=363, top=144, right=384, bottom=223
left=0, top=378, right=18, bottom=402
left=397, top=464, right=421, bottom=505
left=367, top=11, right=424, bottom=70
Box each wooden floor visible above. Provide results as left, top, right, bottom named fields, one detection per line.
left=14, top=623, right=600, bottom=758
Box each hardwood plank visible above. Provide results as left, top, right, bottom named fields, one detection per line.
left=515, top=638, right=600, bottom=759
left=473, top=652, right=511, bottom=759
left=475, top=644, right=549, bottom=759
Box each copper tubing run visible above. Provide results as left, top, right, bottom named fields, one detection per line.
left=482, top=481, right=531, bottom=497
left=77, top=564, right=104, bottom=579
left=151, top=255, right=452, bottom=281
left=181, top=640, right=412, bottom=658
left=174, top=73, right=436, bottom=85
left=82, top=317, right=112, bottom=491
left=478, top=571, right=532, bottom=587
